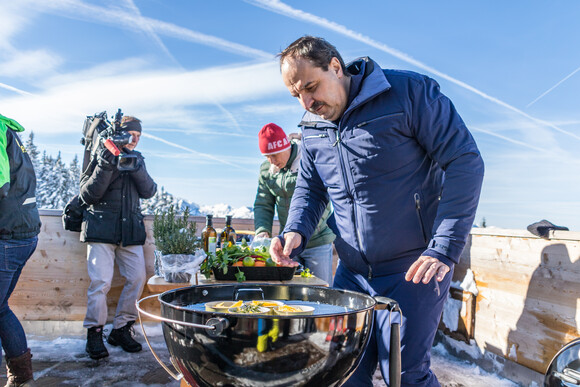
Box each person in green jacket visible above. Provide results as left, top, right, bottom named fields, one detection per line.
left=253, top=123, right=335, bottom=284
left=0, top=114, right=41, bottom=386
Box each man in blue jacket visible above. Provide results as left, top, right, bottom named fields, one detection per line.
left=270, top=36, right=484, bottom=386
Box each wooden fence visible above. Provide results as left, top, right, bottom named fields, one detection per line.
left=10, top=211, right=580, bottom=377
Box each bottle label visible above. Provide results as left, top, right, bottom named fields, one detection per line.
left=208, top=237, right=217, bottom=254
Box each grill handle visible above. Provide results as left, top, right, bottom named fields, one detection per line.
left=135, top=294, right=224, bottom=381
left=375, top=296, right=402, bottom=387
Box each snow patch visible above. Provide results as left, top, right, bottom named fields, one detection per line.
left=442, top=295, right=462, bottom=331
left=460, top=268, right=479, bottom=296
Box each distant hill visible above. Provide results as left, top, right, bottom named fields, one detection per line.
left=141, top=187, right=254, bottom=218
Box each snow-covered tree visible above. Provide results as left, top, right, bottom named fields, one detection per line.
left=25, top=132, right=40, bottom=173
left=26, top=135, right=254, bottom=218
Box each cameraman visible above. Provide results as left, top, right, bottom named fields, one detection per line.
left=79, top=116, right=156, bottom=360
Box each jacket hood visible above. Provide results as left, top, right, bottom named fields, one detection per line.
left=0, top=114, right=25, bottom=133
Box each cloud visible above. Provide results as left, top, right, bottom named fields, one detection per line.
left=2, top=61, right=286, bottom=135
left=0, top=49, right=63, bottom=79
left=0, top=3, right=62, bottom=85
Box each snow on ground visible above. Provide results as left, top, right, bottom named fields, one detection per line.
left=6, top=323, right=523, bottom=387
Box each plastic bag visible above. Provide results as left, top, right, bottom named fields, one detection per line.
left=156, top=249, right=207, bottom=283
left=250, top=236, right=271, bottom=250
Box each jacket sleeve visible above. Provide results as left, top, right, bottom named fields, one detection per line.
left=411, top=76, right=485, bottom=266
left=79, top=157, right=116, bottom=205
left=283, top=137, right=330, bottom=257
left=253, top=172, right=276, bottom=236
left=0, top=125, right=10, bottom=199
left=128, top=153, right=157, bottom=199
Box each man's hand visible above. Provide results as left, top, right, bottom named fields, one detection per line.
left=256, top=231, right=270, bottom=239
left=269, top=232, right=301, bottom=267
left=405, top=255, right=450, bottom=284
left=98, top=147, right=116, bottom=167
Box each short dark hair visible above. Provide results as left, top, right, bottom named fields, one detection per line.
left=278, top=36, right=348, bottom=74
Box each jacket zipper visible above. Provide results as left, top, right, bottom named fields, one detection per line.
left=355, top=112, right=404, bottom=128
left=332, top=127, right=373, bottom=280
left=303, top=133, right=329, bottom=140
left=414, top=193, right=428, bottom=243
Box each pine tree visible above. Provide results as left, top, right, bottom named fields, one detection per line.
left=67, top=155, right=80, bottom=199
left=36, top=151, right=52, bottom=208
left=26, top=132, right=40, bottom=173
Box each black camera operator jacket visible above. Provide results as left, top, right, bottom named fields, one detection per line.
left=79, top=150, right=157, bottom=246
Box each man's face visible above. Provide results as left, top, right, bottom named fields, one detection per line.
left=281, top=57, right=349, bottom=122
left=124, top=131, right=141, bottom=151
left=266, top=148, right=291, bottom=169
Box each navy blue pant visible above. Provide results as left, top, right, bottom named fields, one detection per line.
left=0, top=237, right=38, bottom=359
left=334, top=262, right=453, bottom=387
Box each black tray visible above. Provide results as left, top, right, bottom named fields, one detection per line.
left=213, top=265, right=296, bottom=281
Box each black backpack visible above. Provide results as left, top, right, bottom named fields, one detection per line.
left=62, top=194, right=86, bottom=232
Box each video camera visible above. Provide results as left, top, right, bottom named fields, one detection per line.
left=81, top=109, right=139, bottom=172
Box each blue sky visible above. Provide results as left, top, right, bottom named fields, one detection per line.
left=1, top=0, right=579, bottom=231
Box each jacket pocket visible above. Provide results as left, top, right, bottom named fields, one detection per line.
left=82, top=209, right=119, bottom=243
left=414, top=193, right=428, bottom=244
left=354, top=112, right=404, bottom=129
left=128, top=212, right=146, bottom=245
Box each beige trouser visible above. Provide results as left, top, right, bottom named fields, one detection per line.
left=83, top=243, right=146, bottom=329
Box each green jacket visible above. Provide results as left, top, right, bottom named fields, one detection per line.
left=0, top=114, right=41, bottom=239
left=253, top=141, right=335, bottom=249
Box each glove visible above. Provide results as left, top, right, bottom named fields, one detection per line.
left=120, top=150, right=143, bottom=172
left=98, top=146, right=117, bottom=168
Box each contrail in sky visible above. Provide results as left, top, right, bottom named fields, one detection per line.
left=0, top=82, right=32, bottom=96
left=470, top=127, right=549, bottom=154
left=120, top=0, right=179, bottom=64
left=33, top=0, right=273, bottom=60
left=248, top=0, right=580, bottom=142
left=526, top=65, right=580, bottom=107
left=141, top=132, right=250, bottom=171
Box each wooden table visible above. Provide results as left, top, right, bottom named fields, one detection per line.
left=147, top=274, right=329, bottom=293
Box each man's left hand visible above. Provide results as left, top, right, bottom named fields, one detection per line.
left=405, top=255, right=450, bottom=284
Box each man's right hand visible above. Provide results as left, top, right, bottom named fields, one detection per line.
left=98, top=147, right=116, bottom=166
left=269, top=232, right=301, bottom=267
left=256, top=231, right=270, bottom=239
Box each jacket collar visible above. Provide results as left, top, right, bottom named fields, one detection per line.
left=299, top=57, right=391, bottom=128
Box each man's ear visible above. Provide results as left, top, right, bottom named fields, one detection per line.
left=329, top=57, right=343, bottom=77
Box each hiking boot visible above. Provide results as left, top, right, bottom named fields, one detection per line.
left=86, top=326, right=109, bottom=360
left=107, top=321, right=142, bottom=353
left=5, top=348, right=36, bottom=386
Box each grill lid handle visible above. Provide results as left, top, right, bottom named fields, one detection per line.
left=234, top=287, right=265, bottom=301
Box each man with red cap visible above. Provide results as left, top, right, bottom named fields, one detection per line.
left=253, top=123, right=335, bottom=284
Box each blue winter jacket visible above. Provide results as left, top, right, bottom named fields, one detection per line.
left=284, top=57, right=484, bottom=278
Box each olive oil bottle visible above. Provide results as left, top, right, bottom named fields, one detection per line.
left=220, top=215, right=237, bottom=248
left=202, top=214, right=217, bottom=254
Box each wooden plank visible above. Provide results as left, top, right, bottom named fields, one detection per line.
left=455, top=231, right=580, bottom=374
